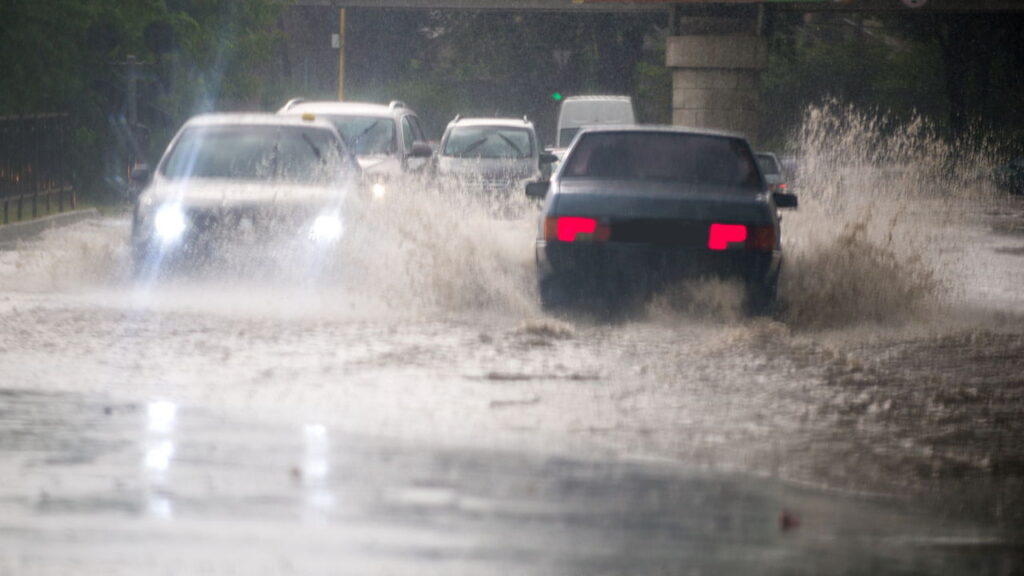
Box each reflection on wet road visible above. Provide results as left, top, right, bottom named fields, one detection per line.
left=0, top=389, right=1017, bottom=575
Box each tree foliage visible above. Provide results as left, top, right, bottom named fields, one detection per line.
left=0, top=0, right=284, bottom=199
left=763, top=11, right=1024, bottom=147
left=4, top=3, right=1022, bottom=200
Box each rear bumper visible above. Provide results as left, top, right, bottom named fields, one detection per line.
left=537, top=241, right=780, bottom=287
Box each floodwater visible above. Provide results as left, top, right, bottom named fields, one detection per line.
left=1, top=109, right=1023, bottom=573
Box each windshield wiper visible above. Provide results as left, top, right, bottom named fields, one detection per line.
left=458, top=137, right=489, bottom=157
left=497, top=133, right=525, bottom=157
left=351, top=120, right=380, bottom=148
left=301, top=133, right=322, bottom=161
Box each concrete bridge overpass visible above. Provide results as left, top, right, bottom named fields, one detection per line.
left=286, top=1, right=1022, bottom=141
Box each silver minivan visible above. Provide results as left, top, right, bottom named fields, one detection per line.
left=436, top=117, right=555, bottom=192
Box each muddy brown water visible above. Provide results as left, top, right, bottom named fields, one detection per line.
left=1, top=111, right=1023, bottom=571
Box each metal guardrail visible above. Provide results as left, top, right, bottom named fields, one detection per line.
left=0, top=114, right=76, bottom=225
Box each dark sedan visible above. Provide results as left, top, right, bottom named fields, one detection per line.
left=526, top=126, right=798, bottom=313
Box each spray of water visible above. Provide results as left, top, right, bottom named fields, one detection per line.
left=321, top=177, right=539, bottom=316
left=636, top=102, right=1006, bottom=327
left=777, top=102, right=1003, bottom=329
left=0, top=219, right=130, bottom=293
left=2, top=103, right=1011, bottom=329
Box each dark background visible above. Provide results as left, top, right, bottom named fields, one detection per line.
left=2, top=1, right=1022, bottom=201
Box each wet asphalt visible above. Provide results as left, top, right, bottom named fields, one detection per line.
left=0, top=388, right=1019, bottom=575
left=0, top=203, right=1023, bottom=574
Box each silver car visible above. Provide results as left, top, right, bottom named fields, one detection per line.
left=436, top=117, right=557, bottom=192
left=278, top=99, right=433, bottom=198
left=130, top=113, right=360, bottom=273
left=526, top=126, right=798, bottom=313
left=755, top=151, right=789, bottom=194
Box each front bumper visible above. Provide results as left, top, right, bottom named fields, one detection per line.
left=133, top=204, right=342, bottom=255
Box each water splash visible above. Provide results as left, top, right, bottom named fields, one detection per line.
left=778, top=102, right=1004, bottom=329
left=314, top=177, right=539, bottom=316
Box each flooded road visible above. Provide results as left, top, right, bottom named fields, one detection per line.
left=0, top=390, right=1015, bottom=575
left=1, top=159, right=1023, bottom=572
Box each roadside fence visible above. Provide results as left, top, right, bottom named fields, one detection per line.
left=0, top=114, right=76, bottom=224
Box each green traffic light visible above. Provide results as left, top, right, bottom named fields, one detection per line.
left=552, top=92, right=563, bottom=102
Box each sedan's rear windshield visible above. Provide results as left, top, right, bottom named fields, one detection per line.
left=161, top=126, right=346, bottom=183
left=443, top=126, right=534, bottom=159
left=562, top=132, right=763, bottom=189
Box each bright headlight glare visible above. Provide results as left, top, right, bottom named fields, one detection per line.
left=372, top=182, right=386, bottom=199
left=311, top=215, right=343, bottom=242
left=154, top=204, right=187, bottom=241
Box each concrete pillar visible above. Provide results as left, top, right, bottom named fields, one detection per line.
left=666, top=14, right=766, bottom=143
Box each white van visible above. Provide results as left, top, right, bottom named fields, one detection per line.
left=556, top=95, right=635, bottom=148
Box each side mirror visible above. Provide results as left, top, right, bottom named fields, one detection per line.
left=130, top=164, right=152, bottom=184
left=525, top=181, right=550, bottom=199
left=772, top=192, right=798, bottom=209
left=409, top=141, right=433, bottom=158
left=539, top=152, right=559, bottom=165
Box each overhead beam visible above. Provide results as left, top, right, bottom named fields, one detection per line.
left=293, top=0, right=1024, bottom=12
left=292, top=0, right=665, bottom=11
left=771, top=0, right=1024, bottom=12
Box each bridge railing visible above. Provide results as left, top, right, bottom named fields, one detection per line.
left=0, top=114, right=76, bottom=225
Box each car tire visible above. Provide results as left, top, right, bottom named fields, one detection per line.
left=745, top=279, right=778, bottom=317
left=539, top=274, right=574, bottom=311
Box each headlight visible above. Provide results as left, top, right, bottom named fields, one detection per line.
left=310, top=214, right=343, bottom=243
left=371, top=182, right=387, bottom=200
left=154, top=204, right=187, bottom=242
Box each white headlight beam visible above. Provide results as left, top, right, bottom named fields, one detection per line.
left=154, top=204, right=187, bottom=243
left=310, top=214, right=343, bottom=243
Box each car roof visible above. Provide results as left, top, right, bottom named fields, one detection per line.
left=182, top=113, right=338, bottom=131
left=447, top=117, right=534, bottom=129
left=574, top=124, right=746, bottom=140
left=561, top=95, right=632, bottom=103
left=279, top=100, right=411, bottom=118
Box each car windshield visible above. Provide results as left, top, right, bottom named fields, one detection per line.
left=443, top=126, right=534, bottom=159
left=756, top=154, right=782, bottom=175
left=562, top=132, right=763, bottom=189
left=160, top=125, right=344, bottom=184
left=325, top=115, right=396, bottom=156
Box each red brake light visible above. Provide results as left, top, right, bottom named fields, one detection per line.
left=545, top=217, right=610, bottom=243
left=557, top=217, right=596, bottom=242
left=708, top=223, right=747, bottom=251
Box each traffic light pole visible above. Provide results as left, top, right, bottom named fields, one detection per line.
left=337, top=8, right=347, bottom=101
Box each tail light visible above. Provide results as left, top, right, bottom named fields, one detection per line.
left=747, top=225, right=776, bottom=252
left=544, top=216, right=610, bottom=243
left=708, top=223, right=747, bottom=250
left=708, top=223, right=776, bottom=252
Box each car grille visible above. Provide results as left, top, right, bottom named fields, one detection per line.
left=185, top=206, right=311, bottom=235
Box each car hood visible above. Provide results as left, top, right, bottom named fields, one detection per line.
left=437, top=157, right=537, bottom=181
left=357, top=156, right=399, bottom=174
left=141, top=179, right=345, bottom=211
left=552, top=179, right=773, bottom=223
